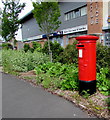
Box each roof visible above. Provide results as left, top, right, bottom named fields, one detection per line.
left=20, top=10, right=33, bottom=23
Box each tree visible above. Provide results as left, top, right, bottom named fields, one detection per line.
left=32, top=0, right=61, bottom=62
left=1, top=0, right=25, bottom=44
left=0, top=8, right=2, bottom=37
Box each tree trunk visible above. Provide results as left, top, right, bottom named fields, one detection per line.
left=47, top=35, right=52, bottom=62
left=11, top=38, right=15, bottom=50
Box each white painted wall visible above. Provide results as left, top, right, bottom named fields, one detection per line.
left=103, top=0, right=110, bottom=28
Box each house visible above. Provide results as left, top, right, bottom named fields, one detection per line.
left=20, top=0, right=110, bottom=48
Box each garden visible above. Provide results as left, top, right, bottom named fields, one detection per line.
left=1, top=41, right=110, bottom=119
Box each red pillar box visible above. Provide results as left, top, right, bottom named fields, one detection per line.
left=75, top=35, right=99, bottom=95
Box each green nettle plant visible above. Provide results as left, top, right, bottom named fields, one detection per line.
left=97, top=67, right=110, bottom=96
left=32, top=0, right=61, bottom=62
left=34, top=62, right=78, bottom=90
left=60, top=65, right=78, bottom=90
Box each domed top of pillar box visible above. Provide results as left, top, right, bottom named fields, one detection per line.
left=75, top=35, right=99, bottom=43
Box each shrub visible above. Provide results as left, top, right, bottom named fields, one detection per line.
left=24, top=42, right=42, bottom=53
left=96, top=43, right=110, bottom=73
left=42, top=41, right=64, bottom=62
left=59, top=40, right=78, bottom=64
left=32, top=41, right=42, bottom=52
left=2, top=49, right=49, bottom=73
left=2, top=43, right=13, bottom=50
left=24, top=44, right=30, bottom=52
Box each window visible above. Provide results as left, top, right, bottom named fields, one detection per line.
left=64, top=6, right=87, bottom=21
left=65, top=11, right=75, bottom=20
left=70, top=11, right=75, bottom=19
left=65, top=13, right=70, bottom=21
left=57, top=36, right=63, bottom=47
left=51, top=37, right=56, bottom=43
left=65, top=14, right=68, bottom=21
left=51, top=37, right=63, bottom=47
left=105, top=33, right=110, bottom=47
left=75, top=9, right=80, bottom=18
left=81, top=6, right=87, bottom=16
left=66, top=38, right=69, bottom=45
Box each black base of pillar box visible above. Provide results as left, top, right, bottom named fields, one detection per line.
left=79, top=80, right=96, bottom=95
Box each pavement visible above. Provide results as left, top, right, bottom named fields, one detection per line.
left=2, top=72, right=96, bottom=118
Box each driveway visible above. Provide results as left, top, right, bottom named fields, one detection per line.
left=2, top=73, right=96, bottom=118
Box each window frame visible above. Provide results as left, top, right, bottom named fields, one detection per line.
left=80, top=6, right=87, bottom=16
left=64, top=5, right=87, bottom=21
left=74, top=9, right=80, bottom=18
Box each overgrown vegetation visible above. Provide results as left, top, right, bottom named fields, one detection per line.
left=34, top=62, right=78, bottom=90
left=2, top=41, right=110, bottom=96
left=2, top=49, right=49, bottom=73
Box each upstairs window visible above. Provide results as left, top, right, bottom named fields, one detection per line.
left=75, top=9, right=80, bottom=18
left=64, top=5, right=87, bottom=21
left=65, top=13, right=70, bottom=21
left=105, top=33, right=110, bottom=47
left=70, top=11, right=75, bottom=19
left=81, top=6, right=87, bottom=16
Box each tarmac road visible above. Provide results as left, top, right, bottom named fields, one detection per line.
left=2, top=72, right=96, bottom=118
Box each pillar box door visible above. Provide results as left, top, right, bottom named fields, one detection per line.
left=75, top=35, right=99, bottom=95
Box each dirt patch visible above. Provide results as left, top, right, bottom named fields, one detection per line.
left=19, top=70, right=37, bottom=84
left=52, top=89, right=110, bottom=119
left=20, top=70, right=36, bottom=76
left=19, top=70, right=110, bottom=120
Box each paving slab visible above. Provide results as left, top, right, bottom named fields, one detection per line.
left=2, top=73, right=96, bottom=118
